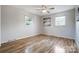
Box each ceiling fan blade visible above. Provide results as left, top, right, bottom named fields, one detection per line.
left=49, top=7, right=55, bottom=10
left=35, top=8, right=43, bottom=11
left=47, top=11, right=50, bottom=13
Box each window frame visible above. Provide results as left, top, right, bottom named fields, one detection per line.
left=55, top=16, right=66, bottom=26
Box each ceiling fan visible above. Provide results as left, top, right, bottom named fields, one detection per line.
left=35, top=5, right=55, bottom=13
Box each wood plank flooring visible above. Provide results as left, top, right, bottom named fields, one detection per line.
left=0, top=34, right=78, bottom=53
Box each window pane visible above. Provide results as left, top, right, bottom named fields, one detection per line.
left=55, top=16, right=66, bottom=26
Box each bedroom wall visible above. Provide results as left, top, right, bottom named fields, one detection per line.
left=41, top=9, right=75, bottom=39
left=1, top=5, right=76, bottom=44
left=1, top=5, right=41, bottom=43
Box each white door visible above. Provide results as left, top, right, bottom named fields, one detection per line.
left=76, top=21, right=79, bottom=48
left=76, top=21, right=79, bottom=39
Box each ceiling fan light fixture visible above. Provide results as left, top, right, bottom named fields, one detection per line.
left=42, top=9, right=47, bottom=13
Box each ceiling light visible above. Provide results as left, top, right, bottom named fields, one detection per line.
left=42, top=9, right=47, bottom=13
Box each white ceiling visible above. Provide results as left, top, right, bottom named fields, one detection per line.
left=13, top=5, right=75, bottom=16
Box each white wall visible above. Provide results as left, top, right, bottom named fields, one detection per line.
left=41, top=9, right=75, bottom=39
left=1, top=6, right=41, bottom=43
left=0, top=6, right=1, bottom=46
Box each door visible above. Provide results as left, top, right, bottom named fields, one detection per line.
left=76, top=21, right=79, bottom=40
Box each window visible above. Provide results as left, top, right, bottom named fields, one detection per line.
left=24, top=16, right=32, bottom=26
left=43, top=17, right=51, bottom=26
left=55, top=16, right=66, bottom=26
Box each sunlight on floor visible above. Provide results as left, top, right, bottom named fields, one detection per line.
left=54, top=46, right=65, bottom=53
left=25, top=40, right=66, bottom=53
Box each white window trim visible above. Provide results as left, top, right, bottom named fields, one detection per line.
left=55, top=16, right=66, bottom=26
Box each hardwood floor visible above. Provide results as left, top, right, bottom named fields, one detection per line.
left=0, top=34, right=78, bottom=53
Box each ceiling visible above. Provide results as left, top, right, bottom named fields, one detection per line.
left=13, top=5, right=75, bottom=16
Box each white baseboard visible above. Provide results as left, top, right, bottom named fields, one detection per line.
left=42, top=34, right=75, bottom=40
left=1, top=34, right=40, bottom=44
